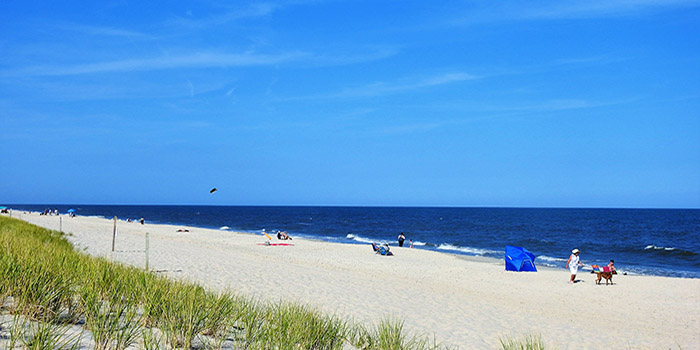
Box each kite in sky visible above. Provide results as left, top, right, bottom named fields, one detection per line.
left=210, top=188, right=217, bottom=194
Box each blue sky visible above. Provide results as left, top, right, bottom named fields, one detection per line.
left=1, top=1, right=699, bottom=208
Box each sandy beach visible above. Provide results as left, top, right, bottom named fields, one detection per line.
left=7, top=211, right=700, bottom=349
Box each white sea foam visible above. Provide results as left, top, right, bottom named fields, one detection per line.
left=346, top=234, right=376, bottom=244
left=645, top=245, right=676, bottom=251
left=412, top=241, right=427, bottom=246
left=436, top=244, right=498, bottom=256
left=537, top=255, right=566, bottom=263
left=87, top=215, right=108, bottom=220
left=219, top=226, right=230, bottom=230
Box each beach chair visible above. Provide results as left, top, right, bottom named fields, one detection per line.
left=371, top=242, right=393, bottom=256
left=592, top=265, right=616, bottom=273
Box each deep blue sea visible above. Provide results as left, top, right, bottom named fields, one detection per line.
left=6, top=205, right=700, bottom=278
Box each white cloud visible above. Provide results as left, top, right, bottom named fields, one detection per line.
left=375, top=121, right=446, bottom=135
left=304, top=47, right=400, bottom=67
left=521, top=0, right=700, bottom=19
left=2, top=46, right=398, bottom=77
left=167, top=2, right=281, bottom=28
left=187, top=80, right=195, bottom=97
left=62, top=23, right=156, bottom=39
left=330, top=72, right=477, bottom=99
left=478, top=98, right=638, bottom=114
left=452, top=0, right=700, bottom=24
left=3, top=51, right=309, bottom=77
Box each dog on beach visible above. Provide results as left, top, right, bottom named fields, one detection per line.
left=591, top=264, right=615, bottom=285
left=595, top=271, right=614, bottom=285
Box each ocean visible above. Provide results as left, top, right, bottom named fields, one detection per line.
left=6, top=205, right=700, bottom=278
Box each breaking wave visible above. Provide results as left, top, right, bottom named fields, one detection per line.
left=537, top=255, right=567, bottom=264
left=643, top=245, right=696, bottom=256
left=346, top=234, right=377, bottom=244
left=436, top=244, right=500, bottom=256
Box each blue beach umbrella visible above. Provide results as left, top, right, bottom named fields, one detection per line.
left=0, top=206, right=7, bottom=210
left=67, top=209, right=76, bottom=213
left=505, top=245, right=538, bottom=272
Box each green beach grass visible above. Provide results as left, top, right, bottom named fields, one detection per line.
left=1, top=216, right=462, bottom=349
left=1, top=216, right=558, bottom=349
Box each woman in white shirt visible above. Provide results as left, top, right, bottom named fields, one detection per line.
left=565, top=249, right=583, bottom=284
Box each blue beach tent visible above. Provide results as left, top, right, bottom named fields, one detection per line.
left=505, top=245, right=537, bottom=272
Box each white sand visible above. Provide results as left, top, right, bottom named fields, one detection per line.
left=8, top=211, right=700, bottom=349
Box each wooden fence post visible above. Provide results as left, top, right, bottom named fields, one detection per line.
left=112, top=216, right=117, bottom=252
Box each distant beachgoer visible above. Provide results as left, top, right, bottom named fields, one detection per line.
left=565, top=249, right=583, bottom=283
left=409, top=239, right=414, bottom=248
left=384, top=243, right=394, bottom=256
left=398, top=232, right=405, bottom=247
left=608, top=259, right=616, bottom=274
left=275, top=231, right=291, bottom=240
left=140, top=217, right=145, bottom=225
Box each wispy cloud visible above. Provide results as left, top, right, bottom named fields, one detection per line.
left=292, top=72, right=478, bottom=100
left=187, top=80, right=195, bottom=97
left=365, top=97, right=638, bottom=136
left=3, top=75, right=235, bottom=102
left=335, top=72, right=477, bottom=97
left=59, top=23, right=156, bottom=39
left=495, top=99, right=599, bottom=112
left=2, top=45, right=398, bottom=77
left=304, top=47, right=400, bottom=67
left=452, top=0, right=700, bottom=24
left=374, top=121, right=446, bottom=135
left=463, top=54, right=629, bottom=81
left=169, top=0, right=331, bottom=28
left=520, top=0, right=700, bottom=20
left=167, top=2, right=282, bottom=28
left=2, top=51, right=309, bottom=77
left=478, top=98, right=639, bottom=114
left=551, top=55, right=627, bottom=66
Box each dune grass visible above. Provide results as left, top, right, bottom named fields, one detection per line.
left=499, top=334, right=550, bottom=350
left=0, top=216, right=460, bottom=349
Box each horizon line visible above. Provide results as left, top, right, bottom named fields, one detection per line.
left=4, top=203, right=699, bottom=210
